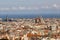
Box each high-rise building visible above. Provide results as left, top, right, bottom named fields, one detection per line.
left=6, top=16, right=8, bottom=22
left=4, top=15, right=8, bottom=22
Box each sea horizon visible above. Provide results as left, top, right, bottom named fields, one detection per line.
left=0, top=13, right=60, bottom=18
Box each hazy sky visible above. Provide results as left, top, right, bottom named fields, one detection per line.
left=0, top=0, right=60, bottom=14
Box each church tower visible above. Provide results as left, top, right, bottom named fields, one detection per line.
left=35, top=16, right=45, bottom=24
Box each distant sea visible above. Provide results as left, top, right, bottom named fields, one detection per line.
left=0, top=13, right=60, bottom=18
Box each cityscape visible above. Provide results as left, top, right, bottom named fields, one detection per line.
left=0, top=0, right=60, bottom=40
left=0, top=16, right=60, bottom=40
